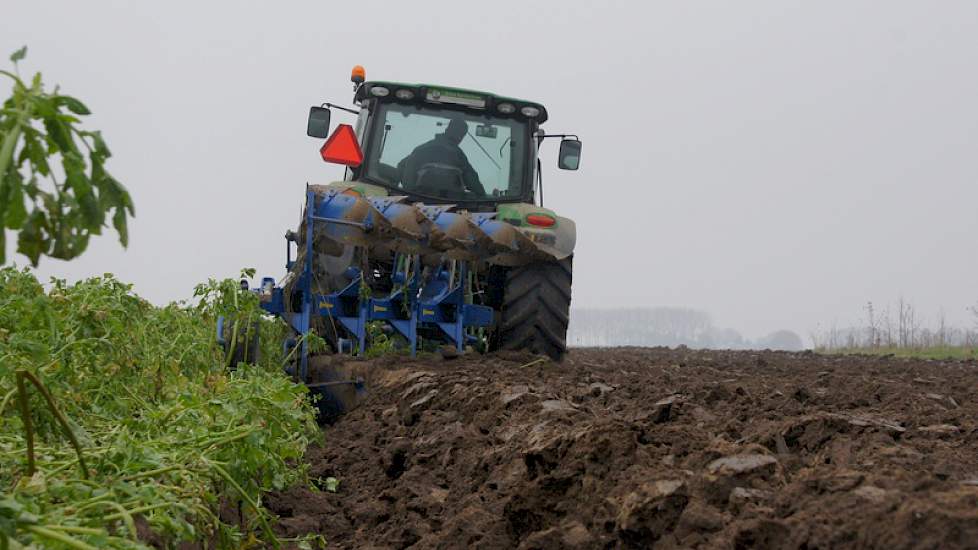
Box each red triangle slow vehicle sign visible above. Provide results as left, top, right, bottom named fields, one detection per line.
left=320, top=124, right=363, bottom=166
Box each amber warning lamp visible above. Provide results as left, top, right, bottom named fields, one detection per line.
left=351, top=65, right=366, bottom=84
left=320, top=124, right=363, bottom=166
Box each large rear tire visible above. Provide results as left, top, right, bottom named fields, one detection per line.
left=492, top=256, right=573, bottom=361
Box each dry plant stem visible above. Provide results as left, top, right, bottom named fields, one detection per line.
left=16, top=370, right=90, bottom=480
left=210, top=462, right=279, bottom=549
left=15, top=371, right=35, bottom=477
left=243, top=313, right=254, bottom=363
left=225, top=319, right=239, bottom=370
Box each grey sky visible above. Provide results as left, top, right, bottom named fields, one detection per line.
left=3, top=1, right=976, bottom=340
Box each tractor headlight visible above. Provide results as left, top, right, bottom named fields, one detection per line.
left=497, top=102, right=516, bottom=114
left=370, top=86, right=390, bottom=97
left=520, top=106, right=541, bottom=118
left=395, top=89, right=415, bottom=100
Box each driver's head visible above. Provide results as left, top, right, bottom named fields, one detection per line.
left=444, top=118, right=467, bottom=144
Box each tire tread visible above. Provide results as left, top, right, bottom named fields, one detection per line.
left=493, top=256, right=573, bottom=361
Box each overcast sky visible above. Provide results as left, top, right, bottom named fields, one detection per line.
left=3, top=1, right=976, bottom=340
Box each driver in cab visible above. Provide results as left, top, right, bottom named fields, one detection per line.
left=397, top=118, right=487, bottom=198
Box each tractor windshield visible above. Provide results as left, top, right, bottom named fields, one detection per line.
left=363, top=103, right=529, bottom=201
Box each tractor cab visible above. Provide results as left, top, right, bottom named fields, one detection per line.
left=307, top=67, right=581, bottom=209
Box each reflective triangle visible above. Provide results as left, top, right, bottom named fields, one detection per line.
left=320, top=124, right=363, bottom=166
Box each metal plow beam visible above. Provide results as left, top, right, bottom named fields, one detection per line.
left=305, top=187, right=550, bottom=263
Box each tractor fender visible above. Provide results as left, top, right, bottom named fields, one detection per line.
left=493, top=203, right=576, bottom=266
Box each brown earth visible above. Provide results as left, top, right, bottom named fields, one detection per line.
left=267, top=348, right=978, bottom=549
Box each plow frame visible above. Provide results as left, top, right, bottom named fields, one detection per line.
left=251, top=187, right=493, bottom=381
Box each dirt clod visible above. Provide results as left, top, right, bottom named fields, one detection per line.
left=707, top=454, right=778, bottom=476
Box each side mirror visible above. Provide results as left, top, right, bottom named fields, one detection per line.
left=307, top=106, right=331, bottom=138
left=557, top=139, right=582, bottom=170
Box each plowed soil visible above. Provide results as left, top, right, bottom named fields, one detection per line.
left=268, top=348, right=978, bottom=549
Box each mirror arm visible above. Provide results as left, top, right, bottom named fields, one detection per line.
left=536, top=158, right=544, bottom=207
left=321, top=102, right=360, bottom=115
left=539, top=134, right=579, bottom=141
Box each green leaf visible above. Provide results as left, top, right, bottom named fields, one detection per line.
left=113, top=207, right=129, bottom=247
left=0, top=165, right=22, bottom=211
left=55, top=113, right=82, bottom=125
left=55, top=95, right=91, bottom=116
left=23, top=175, right=39, bottom=199
left=42, top=117, right=74, bottom=153
left=91, top=153, right=106, bottom=180
left=9, top=46, right=27, bottom=63
left=90, top=130, right=111, bottom=158
left=29, top=95, right=56, bottom=119
left=323, top=477, right=340, bottom=493
left=76, top=189, right=103, bottom=232
left=4, top=174, right=28, bottom=229
left=93, top=161, right=118, bottom=209
left=17, top=210, right=49, bottom=266
left=23, top=130, right=51, bottom=176
left=62, top=151, right=88, bottom=186
left=64, top=155, right=93, bottom=197
left=70, top=230, right=91, bottom=257
left=49, top=214, right=73, bottom=259
left=97, top=169, right=134, bottom=216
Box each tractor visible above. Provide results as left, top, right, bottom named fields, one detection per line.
left=234, top=66, right=581, bottom=417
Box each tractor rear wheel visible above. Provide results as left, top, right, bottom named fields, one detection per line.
left=492, top=256, right=573, bottom=361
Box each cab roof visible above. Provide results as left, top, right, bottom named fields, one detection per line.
left=355, top=81, right=549, bottom=124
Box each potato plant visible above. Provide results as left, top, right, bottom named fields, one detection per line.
left=0, top=46, right=133, bottom=266
left=0, top=267, right=319, bottom=548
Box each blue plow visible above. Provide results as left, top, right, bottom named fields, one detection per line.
left=232, top=186, right=523, bottom=418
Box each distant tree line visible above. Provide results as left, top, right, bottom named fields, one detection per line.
left=568, top=307, right=804, bottom=351
left=812, top=298, right=978, bottom=351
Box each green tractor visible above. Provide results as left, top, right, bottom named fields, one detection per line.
left=256, top=65, right=580, bottom=377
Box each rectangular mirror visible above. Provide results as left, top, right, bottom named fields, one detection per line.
left=557, top=139, right=582, bottom=170
left=307, top=106, right=331, bottom=138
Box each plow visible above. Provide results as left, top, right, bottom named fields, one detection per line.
left=225, top=66, right=582, bottom=417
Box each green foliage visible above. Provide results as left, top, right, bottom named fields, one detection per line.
left=0, top=46, right=134, bottom=266
left=320, top=477, right=339, bottom=493
left=364, top=321, right=397, bottom=358
left=0, top=267, right=319, bottom=548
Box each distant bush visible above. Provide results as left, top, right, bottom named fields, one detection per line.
left=756, top=330, right=804, bottom=351
left=813, top=298, right=978, bottom=358
left=568, top=307, right=803, bottom=351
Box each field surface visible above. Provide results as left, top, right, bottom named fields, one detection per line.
left=269, top=348, right=978, bottom=549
